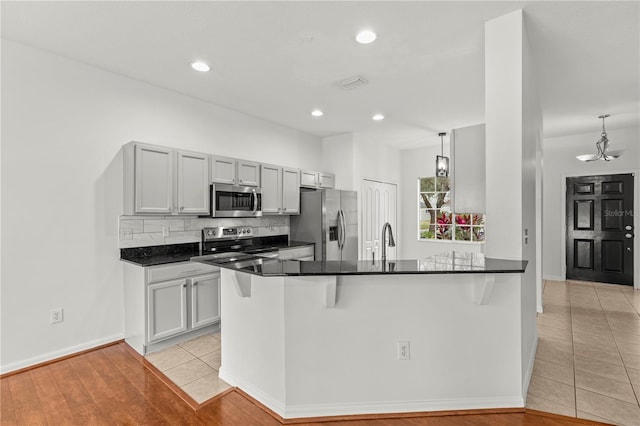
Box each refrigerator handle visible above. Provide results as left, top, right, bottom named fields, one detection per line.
left=339, top=209, right=346, bottom=250
left=336, top=210, right=342, bottom=250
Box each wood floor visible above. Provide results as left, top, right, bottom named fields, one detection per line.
left=1, top=342, right=605, bottom=426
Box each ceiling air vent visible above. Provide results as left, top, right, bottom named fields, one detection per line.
left=335, top=75, right=368, bottom=90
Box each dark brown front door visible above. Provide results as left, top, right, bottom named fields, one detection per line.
left=566, top=173, right=634, bottom=285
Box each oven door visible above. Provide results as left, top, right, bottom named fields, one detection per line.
left=211, top=184, right=262, bottom=217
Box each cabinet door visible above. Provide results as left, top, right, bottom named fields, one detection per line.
left=190, top=273, right=221, bottom=329
left=319, top=173, right=335, bottom=189
left=177, top=151, right=210, bottom=215
left=135, top=144, right=174, bottom=214
left=237, top=160, right=260, bottom=187
left=300, top=170, right=318, bottom=188
left=211, top=156, right=237, bottom=184
left=260, top=164, right=282, bottom=214
left=147, top=279, right=187, bottom=342
left=282, top=167, right=300, bottom=214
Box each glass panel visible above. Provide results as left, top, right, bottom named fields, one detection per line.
left=440, top=192, right=451, bottom=212
left=472, top=226, right=485, bottom=241
left=455, top=213, right=472, bottom=226
left=436, top=177, right=450, bottom=192
left=421, top=192, right=444, bottom=209
left=420, top=177, right=435, bottom=192
left=455, top=226, right=472, bottom=241
left=471, top=213, right=485, bottom=226
left=436, top=225, right=452, bottom=240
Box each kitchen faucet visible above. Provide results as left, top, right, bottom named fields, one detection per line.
left=381, top=222, right=396, bottom=262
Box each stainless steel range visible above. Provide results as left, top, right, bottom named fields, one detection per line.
left=200, top=226, right=280, bottom=265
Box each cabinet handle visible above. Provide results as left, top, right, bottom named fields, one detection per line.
left=192, top=282, right=198, bottom=286
left=179, top=206, right=184, bottom=211
left=182, top=283, right=187, bottom=288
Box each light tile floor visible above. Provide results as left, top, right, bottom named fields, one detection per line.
left=526, top=280, right=640, bottom=426
left=145, top=331, right=231, bottom=404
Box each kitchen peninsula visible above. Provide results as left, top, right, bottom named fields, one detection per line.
left=194, top=252, right=530, bottom=419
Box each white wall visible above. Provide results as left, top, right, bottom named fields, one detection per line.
left=322, top=133, right=355, bottom=191
left=399, top=143, right=484, bottom=259
left=0, top=40, right=322, bottom=372
left=542, top=126, right=640, bottom=284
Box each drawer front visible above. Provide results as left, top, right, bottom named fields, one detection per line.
left=147, top=261, right=219, bottom=284
left=279, top=245, right=314, bottom=260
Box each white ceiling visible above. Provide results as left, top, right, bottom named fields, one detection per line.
left=2, top=1, right=638, bottom=149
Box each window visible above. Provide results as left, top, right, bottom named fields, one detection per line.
left=418, top=177, right=485, bottom=242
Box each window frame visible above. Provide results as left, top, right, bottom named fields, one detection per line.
left=417, top=176, right=485, bottom=244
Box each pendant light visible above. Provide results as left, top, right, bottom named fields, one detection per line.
left=576, top=114, right=623, bottom=162
left=436, top=132, right=449, bottom=177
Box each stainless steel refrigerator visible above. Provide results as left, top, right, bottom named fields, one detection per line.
left=290, top=189, right=358, bottom=261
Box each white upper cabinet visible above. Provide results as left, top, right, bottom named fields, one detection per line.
left=177, top=150, right=210, bottom=215
left=318, top=172, right=335, bottom=189
left=132, top=144, right=174, bottom=214
left=300, top=170, right=335, bottom=189
left=260, top=164, right=282, bottom=214
left=210, top=155, right=237, bottom=185
left=211, top=156, right=260, bottom=187
left=282, top=167, right=300, bottom=214
left=237, top=160, right=260, bottom=187
left=300, top=170, right=318, bottom=188
left=124, top=142, right=210, bottom=216
left=260, top=164, right=300, bottom=215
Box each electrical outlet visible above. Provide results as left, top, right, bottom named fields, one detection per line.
left=121, top=228, right=133, bottom=240
left=50, top=308, right=64, bottom=324
left=398, top=340, right=410, bottom=360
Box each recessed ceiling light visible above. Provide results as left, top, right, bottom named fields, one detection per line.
left=372, top=114, right=385, bottom=121
left=311, top=109, right=324, bottom=117
left=191, top=61, right=210, bottom=72
left=356, top=30, right=377, bottom=44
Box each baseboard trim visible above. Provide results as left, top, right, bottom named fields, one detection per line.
left=523, top=335, right=539, bottom=398
left=234, top=387, right=525, bottom=424
left=280, top=396, right=525, bottom=419
left=0, top=335, right=124, bottom=377
left=543, top=275, right=565, bottom=282
left=218, top=367, right=287, bottom=416
left=221, top=367, right=525, bottom=420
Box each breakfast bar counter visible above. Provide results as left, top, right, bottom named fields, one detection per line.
left=194, top=252, right=527, bottom=276
left=195, top=252, right=534, bottom=420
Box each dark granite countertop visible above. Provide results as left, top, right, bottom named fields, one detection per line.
left=193, top=252, right=528, bottom=276
left=120, top=239, right=314, bottom=267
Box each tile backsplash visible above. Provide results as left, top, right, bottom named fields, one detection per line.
left=119, top=215, right=289, bottom=248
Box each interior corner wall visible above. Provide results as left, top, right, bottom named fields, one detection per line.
left=541, top=126, right=640, bottom=284
left=0, top=39, right=322, bottom=373
left=322, top=133, right=355, bottom=191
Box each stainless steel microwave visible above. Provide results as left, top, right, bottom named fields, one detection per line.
left=210, top=184, right=262, bottom=217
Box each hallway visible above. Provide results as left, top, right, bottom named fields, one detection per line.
left=526, top=280, right=640, bottom=425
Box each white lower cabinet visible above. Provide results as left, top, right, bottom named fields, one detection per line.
left=190, top=273, right=221, bottom=329
left=124, top=261, right=220, bottom=355
left=147, top=278, right=188, bottom=342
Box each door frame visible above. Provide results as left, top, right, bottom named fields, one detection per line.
left=560, top=170, right=639, bottom=289
left=360, top=177, right=399, bottom=261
